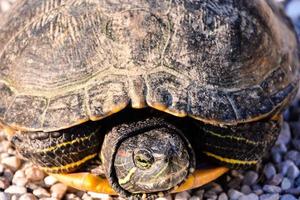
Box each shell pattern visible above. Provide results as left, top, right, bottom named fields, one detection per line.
left=0, top=0, right=298, bottom=132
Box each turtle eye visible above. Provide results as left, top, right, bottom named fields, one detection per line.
left=133, top=149, right=154, bottom=169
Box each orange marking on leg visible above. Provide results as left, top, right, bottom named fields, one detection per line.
left=50, top=173, right=117, bottom=195
left=172, top=166, right=229, bottom=193
left=51, top=166, right=229, bottom=195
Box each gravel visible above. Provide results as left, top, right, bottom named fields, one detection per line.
left=0, top=0, right=300, bottom=200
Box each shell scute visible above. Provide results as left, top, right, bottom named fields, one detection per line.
left=0, top=82, right=15, bottom=119
left=187, top=86, right=237, bottom=124
left=270, top=83, right=296, bottom=105
left=227, top=87, right=274, bottom=121
left=0, top=0, right=299, bottom=131
left=42, top=89, right=88, bottom=131
left=146, top=72, right=188, bottom=116
left=4, top=95, right=47, bottom=130
left=86, top=75, right=130, bottom=121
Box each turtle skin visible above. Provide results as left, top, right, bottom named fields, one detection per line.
left=0, top=0, right=299, bottom=198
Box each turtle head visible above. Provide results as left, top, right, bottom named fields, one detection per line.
left=101, top=117, right=195, bottom=198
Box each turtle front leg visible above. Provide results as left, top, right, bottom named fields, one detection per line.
left=11, top=122, right=102, bottom=173
left=196, top=116, right=282, bottom=169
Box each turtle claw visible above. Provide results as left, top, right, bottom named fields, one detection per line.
left=50, top=167, right=229, bottom=196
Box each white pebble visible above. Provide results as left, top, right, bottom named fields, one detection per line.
left=25, top=166, right=45, bottom=181
left=1, top=156, right=21, bottom=171
left=156, top=195, right=172, bottom=200
left=65, top=193, right=81, bottom=200
left=189, top=196, right=201, bottom=200
left=0, top=0, right=11, bottom=12
left=0, top=177, right=9, bottom=190
left=33, top=187, right=51, bottom=198
left=81, top=193, right=93, bottom=200
left=44, top=176, right=58, bottom=186
left=174, top=191, right=191, bottom=200
left=50, top=183, right=68, bottom=199
left=87, top=192, right=111, bottom=199
left=0, top=192, right=10, bottom=200
left=12, top=176, right=27, bottom=186
left=4, top=185, right=27, bottom=194
left=19, top=193, right=38, bottom=200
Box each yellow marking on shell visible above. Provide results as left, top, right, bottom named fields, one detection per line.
left=148, top=102, right=187, bottom=117
left=41, top=153, right=97, bottom=172
left=89, top=102, right=129, bottom=121
left=204, top=152, right=258, bottom=165
left=271, top=114, right=282, bottom=121
left=131, top=101, right=147, bottom=109
left=0, top=124, right=17, bottom=136
left=188, top=107, right=283, bottom=126
left=202, top=129, right=259, bottom=145
left=35, top=132, right=95, bottom=153
left=118, top=167, right=137, bottom=185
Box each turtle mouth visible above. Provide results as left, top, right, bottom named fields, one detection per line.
left=50, top=165, right=229, bottom=195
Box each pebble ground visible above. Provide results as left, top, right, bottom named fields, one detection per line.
left=0, top=0, right=300, bottom=199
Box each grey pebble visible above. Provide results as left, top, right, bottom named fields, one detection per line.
left=295, top=176, right=300, bottom=186
left=259, top=193, right=280, bottom=200
left=272, top=153, right=282, bottom=164
left=210, top=183, right=223, bottom=194
left=194, top=190, right=204, bottom=199
left=264, top=163, right=277, bottom=179
left=252, top=185, right=264, bottom=195
left=287, top=164, right=300, bottom=179
left=280, top=194, right=297, bottom=200
left=243, top=171, right=258, bottom=186
left=268, top=174, right=283, bottom=186
left=174, top=191, right=191, bottom=200
left=218, top=193, right=228, bottom=200
left=292, top=139, right=300, bottom=151
left=281, top=177, right=293, bottom=190
left=240, top=185, right=252, bottom=194
left=228, top=177, right=243, bottom=189
left=204, top=191, right=218, bottom=199
left=262, top=185, right=282, bottom=193
left=285, top=186, right=300, bottom=195
left=238, top=193, right=259, bottom=200
left=189, top=196, right=201, bottom=200
left=278, top=160, right=295, bottom=176
left=276, top=122, right=291, bottom=145
left=253, top=189, right=264, bottom=196
left=228, top=189, right=243, bottom=200
left=272, top=143, right=288, bottom=154
left=284, top=151, right=300, bottom=164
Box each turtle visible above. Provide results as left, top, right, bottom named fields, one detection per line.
left=0, top=0, right=299, bottom=199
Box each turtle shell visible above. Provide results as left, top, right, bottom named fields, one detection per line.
left=0, top=0, right=299, bottom=132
